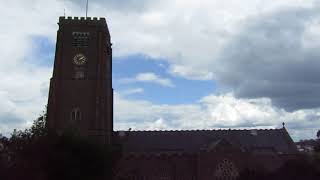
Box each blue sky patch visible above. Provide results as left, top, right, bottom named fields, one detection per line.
left=113, top=55, right=217, bottom=104
left=28, top=36, right=55, bottom=67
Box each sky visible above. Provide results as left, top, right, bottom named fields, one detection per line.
left=0, top=0, right=320, bottom=141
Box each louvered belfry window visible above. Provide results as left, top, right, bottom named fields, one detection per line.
left=72, top=32, right=90, bottom=47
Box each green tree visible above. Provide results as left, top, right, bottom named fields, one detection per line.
left=5, top=109, right=120, bottom=180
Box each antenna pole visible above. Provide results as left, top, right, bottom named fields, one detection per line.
left=86, top=0, right=89, bottom=18
left=63, top=0, right=66, bottom=17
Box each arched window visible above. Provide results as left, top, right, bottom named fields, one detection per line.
left=71, top=108, right=81, bottom=121
left=214, top=158, right=239, bottom=180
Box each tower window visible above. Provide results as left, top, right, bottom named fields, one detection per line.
left=72, top=32, right=90, bottom=47
left=71, top=108, right=81, bottom=121
left=74, top=70, right=85, bottom=79
left=73, top=67, right=87, bottom=80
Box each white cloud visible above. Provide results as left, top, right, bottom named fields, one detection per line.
left=120, top=72, right=174, bottom=87
left=0, top=0, right=320, bottom=141
left=114, top=92, right=320, bottom=141
left=0, top=1, right=64, bottom=136
left=120, top=88, right=144, bottom=96
left=145, top=118, right=169, bottom=130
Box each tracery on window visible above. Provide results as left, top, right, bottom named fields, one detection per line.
left=214, top=158, right=239, bottom=180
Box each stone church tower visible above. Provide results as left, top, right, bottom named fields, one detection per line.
left=46, top=17, right=113, bottom=145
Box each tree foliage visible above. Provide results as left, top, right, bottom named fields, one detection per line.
left=315, top=130, right=320, bottom=153
left=239, top=156, right=320, bottom=180
left=0, top=110, right=120, bottom=180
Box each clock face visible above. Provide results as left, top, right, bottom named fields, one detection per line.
left=73, top=54, right=87, bottom=65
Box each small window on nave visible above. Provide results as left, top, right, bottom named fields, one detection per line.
left=71, top=108, right=81, bottom=121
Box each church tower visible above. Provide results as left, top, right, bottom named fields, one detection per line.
left=46, top=17, right=113, bottom=145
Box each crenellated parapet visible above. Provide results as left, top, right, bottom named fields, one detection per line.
left=58, top=16, right=107, bottom=26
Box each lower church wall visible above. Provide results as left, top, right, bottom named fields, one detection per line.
left=114, top=153, right=197, bottom=180
left=113, top=151, right=292, bottom=180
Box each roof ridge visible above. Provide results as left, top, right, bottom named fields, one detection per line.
left=115, top=128, right=283, bottom=133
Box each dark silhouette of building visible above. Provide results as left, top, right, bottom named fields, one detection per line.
left=47, top=17, right=298, bottom=180
left=46, top=16, right=113, bottom=145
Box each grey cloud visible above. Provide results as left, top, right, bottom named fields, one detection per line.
left=0, top=112, right=23, bottom=125
left=0, top=112, right=25, bottom=136
left=114, top=91, right=320, bottom=141
left=213, top=6, right=320, bottom=111
left=66, top=0, right=153, bottom=13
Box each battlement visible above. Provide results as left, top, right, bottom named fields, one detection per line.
left=58, top=16, right=107, bottom=26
